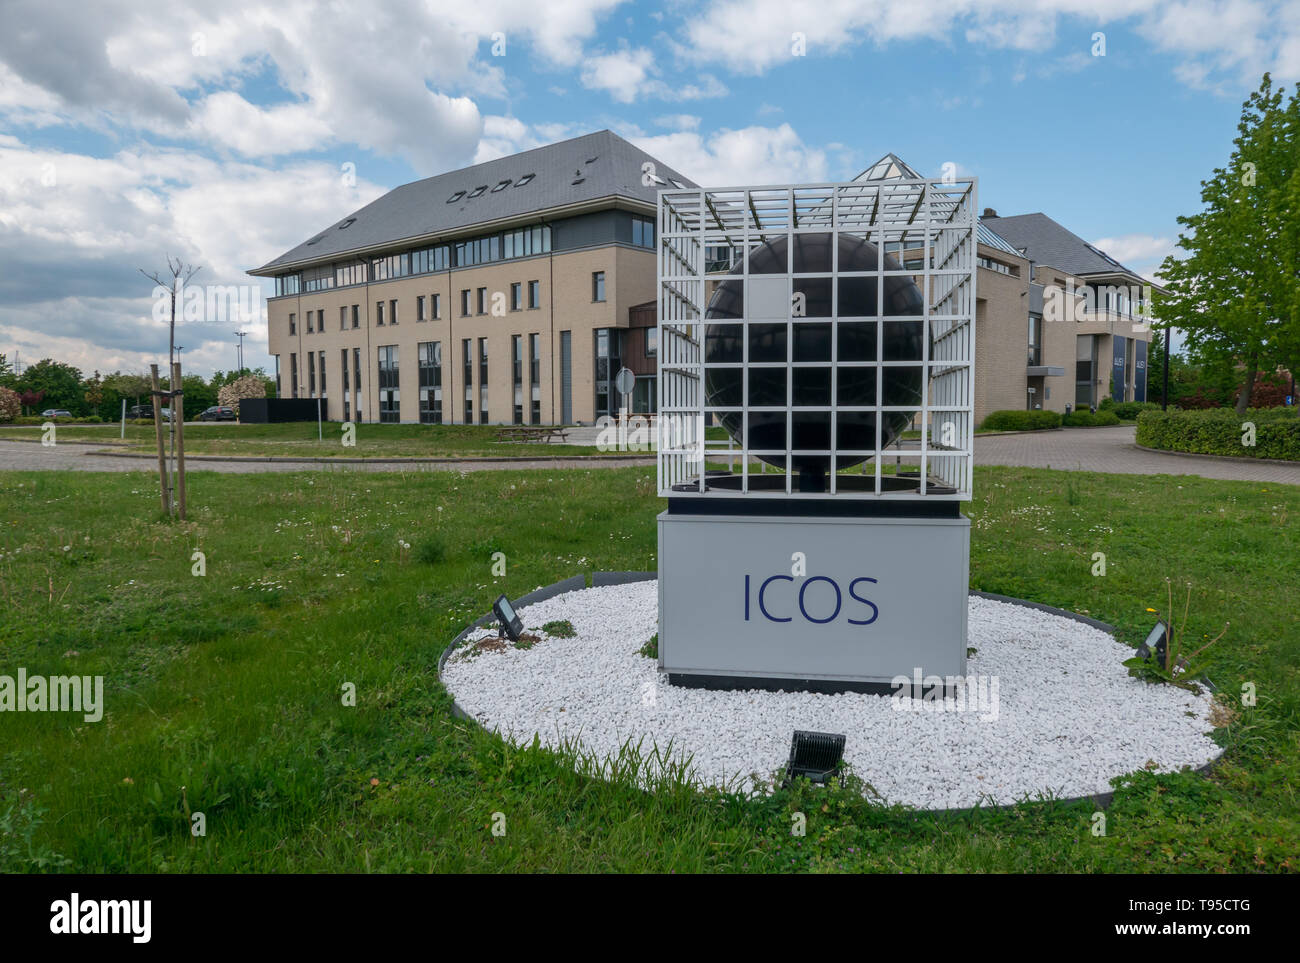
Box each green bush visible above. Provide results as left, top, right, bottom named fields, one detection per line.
left=1136, top=407, right=1300, bottom=460
left=1098, top=396, right=1116, bottom=411
left=979, top=409, right=1062, bottom=431
left=1111, top=401, right=1160, bottom=421
left=1063, top=410, right=1121, bottom=427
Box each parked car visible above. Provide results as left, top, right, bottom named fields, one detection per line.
left=198, top=405, right=237, bottom=422
left=41, top=409, right=73, bottom=418
left=127, top=404, right=153, bottom=419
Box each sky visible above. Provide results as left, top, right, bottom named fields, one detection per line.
left=1, top=0, right=1296, bottom=379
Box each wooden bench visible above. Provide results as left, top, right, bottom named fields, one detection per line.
left=495, top=426, right=569, bottom=444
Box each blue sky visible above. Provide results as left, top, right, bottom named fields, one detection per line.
left=0, top=0, right=1295, bottom=378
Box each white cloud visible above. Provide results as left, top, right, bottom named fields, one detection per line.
left=677, top=0, right=1298, bottom=86
left=631, top=124, right=830, bottom=186
left=0, top=136, right=386, bottom=376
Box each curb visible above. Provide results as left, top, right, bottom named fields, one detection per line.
left=80, top=450, right=655, bottom=465
left=971, top=427, right=1066, bottom=438
left=437, top=573, right=1224, bottom=814
left=1133, top=441, right=1300, bottom=469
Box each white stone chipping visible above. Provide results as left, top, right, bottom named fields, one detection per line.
left=441, top=582, right=1223, bottom=810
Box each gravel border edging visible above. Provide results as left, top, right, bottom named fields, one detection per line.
left=436, top=573, right=1223, bottom=813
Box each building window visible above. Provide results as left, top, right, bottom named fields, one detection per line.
left=416, top=295, right=426, bottom=321
left=376, top=301, right=384, bottom=326
left=560, top=330, right=572, bottom=423
left=592, top=271, right=606, bottom=302
left=594, top=328, right=622, bottom=418
left=378, top=345, right=399, bottom=423
left=646, top=327, right=658, bottom=358
left=289, top=313, right=296, bottom=335
left=411, top=245, right=449, bottom=275
left=371, top=253, right=410, bottom=281
left=512, top=334, right=524, bottom=424
left=529, top=333, right=541, bottom=424
left=334, top=262, right=366, bottom=287
left=462, top=339, right=473, bottom=424
left=341, top=349, right=350, bottom=421
left=460, top=289, right=471, bottom=317
left=389, top=299, right=398, bottom=325
left=290, top=353, right=298, bottom=397
left=1028, top=314, right=1043, bottom=367
left=478, top=338, right=489, bottom=423
left=308, top=352, right=316, bottom=395
left=476, top=287, right=487, bottom=315
left=419, top=341, right=442, bottom=424
left=320, top=309, right=327, bottom=332
left=340, top=306, right=347, bottom=331
left=303, top=264, right=334, bottom=292
left=632, top=217, right=654, bottom=248
left=528, top=280, right=540, bottom=309
left=318, top=351, right=326, bottom=396
left=275, top=274, right=300, bottom=297
left=432, top=293, right=441, bottom=320
left=307, top=311, right=314, bottom=333
left=351, top=304, right=360, bottom=329
left=353, top=347, right=362, bottom=421
left=1076, top=334, right=1097, bottom=409
left=510, top=282, right=521, bottom=311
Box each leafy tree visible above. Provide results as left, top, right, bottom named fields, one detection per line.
left=1156, top=74, right=1300, bottom=413
left=16, top=359, right=84, bottom=414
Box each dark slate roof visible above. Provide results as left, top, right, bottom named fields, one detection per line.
left=979, top=212, right=1138, bottom=278
left=252, top=130, right=696, bottom=275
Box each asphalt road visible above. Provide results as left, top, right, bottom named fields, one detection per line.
left=0, top=426, right=1297, bottom=484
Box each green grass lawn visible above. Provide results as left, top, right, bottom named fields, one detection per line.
left=0, top=422, right=626, bottom=459
left=0, top=466, right=1296, bottom=872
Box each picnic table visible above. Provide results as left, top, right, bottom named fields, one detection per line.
left=495, top=425, right=569, bottom=444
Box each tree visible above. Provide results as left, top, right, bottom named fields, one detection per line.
left=0, top=386, right=20, bottom=422
left=216, top=374, right=267, bottom=415
left=16, top=359, right=84, bottom=413
left=1156, top=74, right=1300, bottom=413
left=140, top=256, right=201, bottom=372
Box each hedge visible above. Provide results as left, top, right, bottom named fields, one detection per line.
left=979, top=409, right=1062, bottom=431
left=1111, top=401, right=1161, bottom=420
left=1136, top=407, right=1300, bottom=461
left=1063, top=410, right=1121, bottom=427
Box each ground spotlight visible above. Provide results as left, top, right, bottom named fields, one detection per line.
left=783, top=730, right=846, bottom=786
left=492, top=595, right=523, bottom=642
left=1136, top=620, right=1169, bottom=667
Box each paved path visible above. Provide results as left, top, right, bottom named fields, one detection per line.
left=0, top=440, right=655, bottom=474
left=2, top=427, right=1297, bottom=485
left=974, top=425, right=1300, bottom=485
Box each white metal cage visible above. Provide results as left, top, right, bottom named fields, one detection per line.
left=657, top=177, right=977, bottom=500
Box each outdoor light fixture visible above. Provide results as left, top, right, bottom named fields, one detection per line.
left=492, top=595, right=523, bottom=642
left=1136, top=620, right=1169, bottom=666
left=782, top=730, right=846, bottom=786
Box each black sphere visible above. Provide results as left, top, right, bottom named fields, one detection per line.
left=704, top=233, right=926, bottom=479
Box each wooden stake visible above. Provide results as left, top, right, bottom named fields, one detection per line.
left=172, top=361, right=187, bottom=521
left=149, top=364, right=171, bottom=515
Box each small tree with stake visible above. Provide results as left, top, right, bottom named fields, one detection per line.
left=140, top=256, right=202, bottom=519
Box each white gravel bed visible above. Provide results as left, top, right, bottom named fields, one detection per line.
left=441, top=581, right=1223, bottom=809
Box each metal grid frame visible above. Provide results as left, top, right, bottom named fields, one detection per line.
left=657, top=178, right=976, bottom=500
